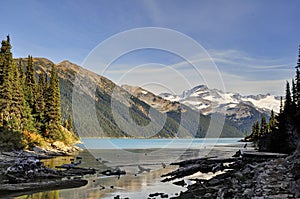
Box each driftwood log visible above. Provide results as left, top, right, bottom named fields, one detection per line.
left=162, top=157, right=237, bottom=182
left=101, top=168, right=126, bottom=176
left=0, top=179, right=88, bottom=197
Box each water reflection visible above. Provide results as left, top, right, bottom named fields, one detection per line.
left=15, top=143, right=242, bottom=199
left=17, top=191, right=59, bottom=199
left=14, top=149, right=186, bottom=199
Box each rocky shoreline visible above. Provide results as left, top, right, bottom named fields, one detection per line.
left=167, top=147, right=300, bottom=199
left=1, top=143, right=300, bottom=199
left=0, top=144, right=96, bottom=198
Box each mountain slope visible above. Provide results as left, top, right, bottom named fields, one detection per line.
left=159, top=85, right=280, bottom=132
left=17, top=58, right=243, bottom=138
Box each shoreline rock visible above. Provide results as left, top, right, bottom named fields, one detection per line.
left=166, top=151, right=298, bottom=198
left=0, top=145, right=92, bottom=197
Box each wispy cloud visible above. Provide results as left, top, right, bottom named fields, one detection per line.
left=101, top=48, right=293, bottom=96
left=207, top=49, right=294, bottom=82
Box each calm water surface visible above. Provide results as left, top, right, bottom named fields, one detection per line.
left=16, top=138, right=245, bottom=199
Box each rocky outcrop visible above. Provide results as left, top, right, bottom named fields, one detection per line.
left=170, top=151, right=299, bottom=198
left=0, top=150, right=93, bottom=197
left=289, top=143, right=300, bottom=197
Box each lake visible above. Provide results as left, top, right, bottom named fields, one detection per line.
left=16, top=138, right=245, bottom=199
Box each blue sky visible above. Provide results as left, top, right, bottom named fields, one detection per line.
left=1, top=0, right=299, bottom=95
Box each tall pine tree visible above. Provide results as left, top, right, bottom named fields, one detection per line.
left=260, top=116, right=268, bottom=136
left=269, top=110, right=277, bottom=131
left=284, top=81, right=292, bottom=114
left=292, top=79, right=297, bottom=109
left=296, top=45, right=300, bottom=109
left=25, top=55, right=37, bottom=112
left=0, top=36, right=24, bottom=130
left=44, top=64, right=63, bottom=140
left=0, top=37, right=13, bottom=127
left=35, top=73, right=46, bottom=132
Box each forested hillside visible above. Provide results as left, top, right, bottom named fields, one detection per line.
left=246, top=46, right=300, bottom=154
left=0, top=36, right=77, bottom=150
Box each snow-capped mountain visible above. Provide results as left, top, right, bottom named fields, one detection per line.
left=160, top=85, right=280, bottom=114
left=160, top=85, right=281, bottom=132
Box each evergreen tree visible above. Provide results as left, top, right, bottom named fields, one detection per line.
left=25, top=55, right=36, bottom=111
left=280, top=96, right=283, bottom=114
left=0, top=35, right=75, bottom=149
left=255, top=121, right=260, bottom=138
left=296, top=69, right=300, bottom=107
left=284, top=81, right=292, bottom=114
left=296, top=45, right=300, bottom=108
left=254, top=45, right=300, bottom=153
left=17, top=59, right=26, bottom=96
left=44, top=64, right=63, bottom=140
left=21, top=101, right=37, bottom=133
left=0, top=37, right=13, bottom=127
left=296, top=45, right=300, bottom=69
left=250, top=121, right=260, bottom=140
left=260, top=116, right=268, bottom=136
left=9, top=58, right=25, bottom=130
left=17, top=59, right=25, bottom=82
left=16, top=58, right=36, bottom=132
left=0, top=36, right=24, bottom=130
left=269, top=110, right=277, bottom=131
left=35, top=73, right=46, bottom=132
left=292, top=79, right=297, bottom=109
left=251, top=123, right=257, bottom=139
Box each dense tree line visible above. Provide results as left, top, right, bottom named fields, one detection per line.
left=0, top=36, right=73, bottom=148
left=246, top=46, right=300, bottom=154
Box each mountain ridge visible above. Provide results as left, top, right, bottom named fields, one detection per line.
left=159, top=85, right=281, bottom=132
left=15, top=57, right=243, bottom=138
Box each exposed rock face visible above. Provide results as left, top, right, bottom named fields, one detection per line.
left=122, top=85, right=183, bottom=113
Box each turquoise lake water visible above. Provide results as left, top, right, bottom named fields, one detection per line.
left=80, top=138, right=243, bottom=149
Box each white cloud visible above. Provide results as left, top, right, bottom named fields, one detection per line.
left=101, top=48, right=293, bottom=96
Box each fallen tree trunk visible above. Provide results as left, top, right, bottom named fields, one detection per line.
left=241, top=150, right=288, bottom=158
left=63, top=167, right=96, bottom=176
left=162, top=157, right=238, bottom=182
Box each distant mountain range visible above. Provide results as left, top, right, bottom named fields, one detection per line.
left=159, top=85, right=281, bottom=133
left=19, top=58, right=243, bottom=138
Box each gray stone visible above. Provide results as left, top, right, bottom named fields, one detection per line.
left=208, top=178, right=219, bottom=186
left=243, top=167, right=251, bottom=174
left=204, top=193, right=212, bottom=198
left=243, top=189, right=253, bottom=198
left=266, top=194, right=294, bottom=199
